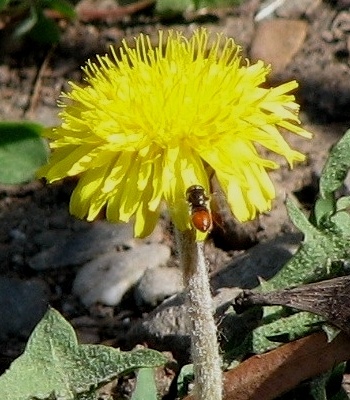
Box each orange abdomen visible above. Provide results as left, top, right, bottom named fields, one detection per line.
left=191, top=209, right=212, bottom=232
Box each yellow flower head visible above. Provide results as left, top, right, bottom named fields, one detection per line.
left=38, top=28, right=311, bottom=238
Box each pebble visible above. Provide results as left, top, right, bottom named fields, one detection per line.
left=0, top=277, right=49, bottom=341
left=72, top=243, right=171, bottom=306
left=275, top=0, right=320, bottom=19
left=255, top=0, right=318, bottom=21
left=250, top=19, right=308, bottom=75
left=134, top=266, right=184, bottom=307
left=29, top=221, right=135, bottom=270
left=212, top=232, right=302, bottom=290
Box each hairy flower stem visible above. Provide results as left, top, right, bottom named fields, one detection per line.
left=177, top=229, right=222, bottom=400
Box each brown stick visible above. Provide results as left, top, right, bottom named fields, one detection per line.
left=184, top=331, right=350, bottom=400
left=25, top=45, right=56, bottom=120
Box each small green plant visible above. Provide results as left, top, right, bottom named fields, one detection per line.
left=0, top=0, right=75, bottom=44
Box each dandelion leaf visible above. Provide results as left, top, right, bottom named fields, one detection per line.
left=226, top=130, right=350, bottom=378
left=261, top=198, right=350, bottom=292
left=320, top=128, right=350, bottom=199
left=0, top=308, right=166, bottom=400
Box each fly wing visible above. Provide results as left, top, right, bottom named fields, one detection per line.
left=210, top=177, right=259, bottom=250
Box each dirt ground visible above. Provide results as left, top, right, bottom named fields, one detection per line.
left=1, top=0, right=350, bottom=399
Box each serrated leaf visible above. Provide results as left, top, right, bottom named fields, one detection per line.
left=0, top=121, right=48, bottom=184
left=131, top=368, right=158, bottom=400
left=320, top=129, right=350, bottom=199
left=261, top=198, right=350, bottom=291
left=233, top=312, right=323, bottom=358
left=0, top=308, right=166, bottom=400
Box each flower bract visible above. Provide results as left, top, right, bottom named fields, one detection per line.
left=38, top=28, right=312, bottom=238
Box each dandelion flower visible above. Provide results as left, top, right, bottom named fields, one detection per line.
left=38, top=28, right=312, bottom=238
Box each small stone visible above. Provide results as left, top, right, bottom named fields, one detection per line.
left=72, top=243, right=171, bottom=306
left=29, top=221, right=134, bottom=270
left=250, top=19, right=308, bottom=75
left=275, top=0, right=320, bottom=19
left=211, top=232, right=301, bottom=290
left=134, top=266, right=184, bottom=307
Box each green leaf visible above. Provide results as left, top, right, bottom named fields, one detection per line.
left=0, top=121, right=48, bottom=185
left=310, top=363, right=347, bottom=400
left=155, top=0, right=195, bottom=15
left=286, top=197, right=320, bottom=241
left=254, top=312, right=323, bottom=354
left=329, top=211, right=350, bottom=238
left=0, top=308, right=166, bottom=400
left=320, top=129, right=350, bottom=199
left=336, top=196, right=350, bottom=211
left=42, top=0, right=76, bottom=19
left=131, top=368, right=158, bottom=400
left=177, top=364, right=194, bottom=397
left=313, top=197, right=335, bottom=227
left=263, top=199, right=349, bottom=291
left=29, top=9, right=61, bottom=44
left=310, top=373, right=328, bottom=400
left=156, top=0, right=242, bottom=13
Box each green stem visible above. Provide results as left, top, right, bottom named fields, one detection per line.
left=177, top=229, right=222, bottom=400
